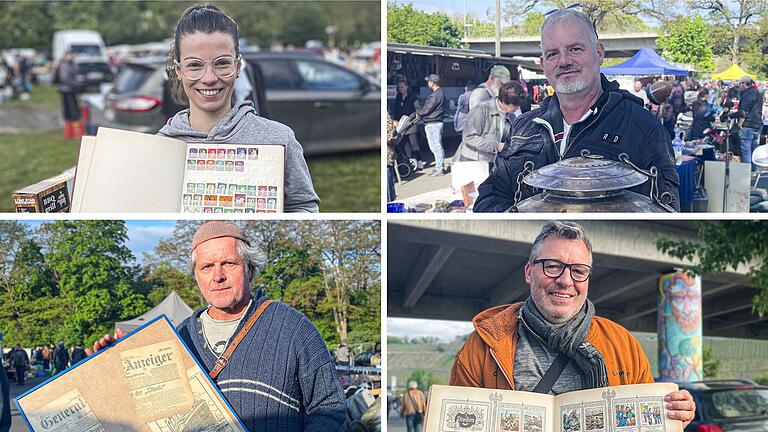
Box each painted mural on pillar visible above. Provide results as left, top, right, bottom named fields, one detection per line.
left=658, top=271, right=703, bottom=381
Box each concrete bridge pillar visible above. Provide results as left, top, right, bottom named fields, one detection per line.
left=658, top=271, right=703, bottom=381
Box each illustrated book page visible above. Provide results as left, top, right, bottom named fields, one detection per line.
left=15, top=316, right=247, bottom=432
left=71, top=127, right=187, bottom=212
left=425, top=383, right=681, bottom=432
left=181, top=143, right=284, bottom=213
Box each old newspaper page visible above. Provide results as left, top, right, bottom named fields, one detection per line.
left=425, top=383, right=682, bottom=432
left=16, top=317, right=247, bottom=432
left=147, top=367, right=245, bottom=432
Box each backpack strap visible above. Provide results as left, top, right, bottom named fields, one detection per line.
left=208, top=299, right=273, bottom=380
left=532, top=352, right=569, bottom=394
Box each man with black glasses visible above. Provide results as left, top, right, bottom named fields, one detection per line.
left=450, top=221, right=696, bottom=428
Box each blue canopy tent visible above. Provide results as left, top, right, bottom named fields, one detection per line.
left=601, top=48, right=688, bottom=76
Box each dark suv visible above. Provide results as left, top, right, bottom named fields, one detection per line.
left=678, top=379, right=768, bottom=432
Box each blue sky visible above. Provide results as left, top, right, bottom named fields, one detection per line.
left=20, top=220, right=176, bottom=264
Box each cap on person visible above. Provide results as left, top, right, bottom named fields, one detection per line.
left=192, top=221, right=250, bottom=251
left=424, top=73, right=440, bottom=84
left=489, top=65, right=511, bottom=83
left=408, top=380, right=418, bottom=389
left=739, top=75, right=753, bottom=85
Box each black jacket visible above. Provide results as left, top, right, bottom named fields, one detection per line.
left=393, top=91, right=418, bottom=135
left=10, top=348, right=28, bottom=368
left=689, top=101, right=715, bottom=140
left=418, top=87, right=446, bottom=124
left=737, top=86, right=763, bottom=130
left=0, top=365, right=9, bottom=432
left=475, top=75, right=680, bottom=212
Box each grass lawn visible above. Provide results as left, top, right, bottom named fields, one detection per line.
left=0, top=130, right=381, bottom=213
left=3, top=84, right=61, bottom=110
left=309, top=150, right=381, bottom=212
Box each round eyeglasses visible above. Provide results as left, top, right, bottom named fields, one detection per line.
left=532, top=259, right=591, bottom=282
left=175, top=55, right=240, bottom=81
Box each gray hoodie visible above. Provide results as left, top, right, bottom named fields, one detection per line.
left=159, top=101, right=320, bottom=212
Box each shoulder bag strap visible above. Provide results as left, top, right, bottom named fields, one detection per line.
left=532, top=352, right=569, bottom=394
left=209, top=299, right=273, bottom=380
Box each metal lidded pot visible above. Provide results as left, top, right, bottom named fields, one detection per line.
left=511, top=150, right=676, bottom=213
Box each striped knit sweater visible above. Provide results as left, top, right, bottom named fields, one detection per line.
left=177, top=295, right=346, bottom=432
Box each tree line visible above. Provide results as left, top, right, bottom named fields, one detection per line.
left=388, top=0, right=768, bottom=78
left=0, top=1, right=381, bottom=53
left=0, top=220, right=381, bottom=353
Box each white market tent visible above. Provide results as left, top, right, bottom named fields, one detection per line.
left=116, top=291, right=194, bottom=333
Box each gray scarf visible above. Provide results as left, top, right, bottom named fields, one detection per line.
left=520, top=296, right=609, bottom=389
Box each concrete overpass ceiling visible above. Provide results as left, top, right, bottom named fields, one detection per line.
left=388, top=221, right=764, bottom=339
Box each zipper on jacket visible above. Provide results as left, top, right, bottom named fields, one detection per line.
left=562, top=106, right=601, bottom=158
left=489, top=349, right=514, bottom=389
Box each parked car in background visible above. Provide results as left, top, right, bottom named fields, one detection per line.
left=243, top=51, right=380, bottom=155
left=53, top=30, right=113, bottom=92
left=678, top=379, right=768, bottom=432
left=88, top=51, right=379, bottom=155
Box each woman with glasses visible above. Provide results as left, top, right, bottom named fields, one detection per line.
left=160, top=4, right=319, bottom=212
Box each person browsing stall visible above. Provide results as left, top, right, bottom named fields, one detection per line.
left=470, top=65, right=512, bottom=111
left=473, top=9, right=679, bottom=212
left=159, top=5, right=319, bottom=212
left=92, top=221, right=346, bottom=431
left=450, top=221, right=695, bottom=428
left=458, top=81, right=524, bottom=165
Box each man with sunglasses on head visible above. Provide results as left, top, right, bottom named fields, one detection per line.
left=450, top=221, right=695, bottom=428
left=473, top=8, right=679, bottom=212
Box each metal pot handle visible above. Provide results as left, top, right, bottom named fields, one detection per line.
left=618, top=153, right=676, bottom=213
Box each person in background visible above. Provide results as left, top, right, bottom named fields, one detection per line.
left=56, top=51, right=83, bottom=139
left=70, top=342, right=87, bottom=365
left=628, top=80, right=649, bottom=108
left=689, top=89, right=716, bottom=140
left=734, top=76, right=763, bottom=171
left=418, top=73, right=447, bottom=176
left=10, top=344, right=28, bottom=385
left=400, top=380, right=426, bottom=432
left=470, top=65, right=511, bottom=110
left=392, top=80, right=424, bottom=170
left=53, top=340, right=69, bottom=375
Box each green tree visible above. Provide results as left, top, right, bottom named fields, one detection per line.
left=406, top=368, right=444, bottom=391
left=692, top=0, right=766, bottom=65
left=504, top=0, right=668, bottom=31
left=703, top=345, right=721, bottom=378
left=42, top=220, right=148, bottom=345
left=388, top=2, right=461, bottom=47
left=657, top=221, right=768, bottom=316
left=657, top=15, right=715, bottom=72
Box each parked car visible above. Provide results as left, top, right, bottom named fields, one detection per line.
left=242, top=51, right=380, bottom=155
left=88, top=51, right=380, bottom=155
left=53, top=30, right=113, bottom=92
left=678, top=379, right=768, bottom=432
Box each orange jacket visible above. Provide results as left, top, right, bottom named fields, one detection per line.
left=450, top=303, right=654, bottom=390
left=400, top=388, right=426, bottom=416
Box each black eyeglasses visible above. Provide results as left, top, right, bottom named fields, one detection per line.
left=544, top=3, right=581, bottom=17
left=533, top=259, right=591, bottom=282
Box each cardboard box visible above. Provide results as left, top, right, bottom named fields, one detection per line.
left=15, top=316, right=247, bottom=432
left=13, top=167, right=75, bottom=213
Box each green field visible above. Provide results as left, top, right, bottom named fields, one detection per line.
left=3, top=84, right=61, bottom=110
left=0, top=130, right=381, bottom=212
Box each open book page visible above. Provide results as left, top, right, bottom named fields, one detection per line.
left=71, top=127, right=187, bottom=212
left=147, top=367, right=247, bottom=432
left=425, top=385, right=554, bottom=432
left=555, top=383, right=680, bottom=432
left=181, top=144, right=285, bottom=213
left=425, top=383, right=682, bottom=432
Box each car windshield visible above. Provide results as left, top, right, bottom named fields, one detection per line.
left=113, top=65, right=156, bottom=94
left=70, top=44, right=102, bottom=57
left=295, top=60, right=361, bottom=90
left=709, top=389, right=768, bottom=418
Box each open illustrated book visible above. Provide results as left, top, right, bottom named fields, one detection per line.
left=71, top=127, right=285, bottom=213
left=425, top=383, right=682, bottom=432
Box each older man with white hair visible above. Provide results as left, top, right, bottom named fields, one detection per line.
left=474, top=8, right=680, bottom=212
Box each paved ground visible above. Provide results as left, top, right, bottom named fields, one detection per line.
left=392, top=135, right=460, bottom=201
left=0, top=106, right=59, bottom=133
left=387, top=409, right=407, bottom=432
left=7, top=374, right=49, bottom=431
